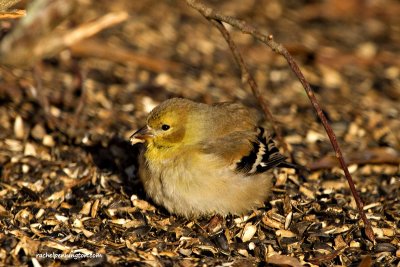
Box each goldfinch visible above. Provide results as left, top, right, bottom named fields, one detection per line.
left=130, top=98, right=289, bottom=218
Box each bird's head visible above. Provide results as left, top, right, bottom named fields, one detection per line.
left=130, top=98, right=200, bottom=148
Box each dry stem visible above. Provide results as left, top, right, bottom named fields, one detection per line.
left=210, top=20, right=289, bottom=155
left=0, top=10, right=25, bottom=19
left=185, top=0, right=375, bottom=242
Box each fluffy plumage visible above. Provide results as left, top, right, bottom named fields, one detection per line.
left=130, top=98, right=288, bottom=218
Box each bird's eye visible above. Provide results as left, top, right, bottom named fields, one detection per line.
left=161, top=124, right=170, bottom=131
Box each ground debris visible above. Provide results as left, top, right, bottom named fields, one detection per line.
left=0, top=0, right=399, bottom=266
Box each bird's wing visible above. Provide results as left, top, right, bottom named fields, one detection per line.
left=235, top=128, right=287, bottom=174
left=200, top=127, right=287, bottom=176
left=210, top=102, right=261, bottom=132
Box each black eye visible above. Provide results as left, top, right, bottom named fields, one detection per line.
left=161, top=124, right=170, bottom=131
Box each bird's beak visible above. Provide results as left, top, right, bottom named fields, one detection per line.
left=130, top=125, right=154, bottom=145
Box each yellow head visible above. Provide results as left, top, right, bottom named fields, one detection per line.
left=130, top=98, right=202, bottom=148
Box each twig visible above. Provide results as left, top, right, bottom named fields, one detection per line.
left=0, top=0, right=77, bottom=66
left=209, top=20, right=289, bottom=155
left=70, top=39, right=181, bottom=73
left=35, top=11, right=129, bottom=60
left=0, top=10, right=26, bottom=19
left=308, top=147, right=400, bottom=171
left=276, top=41, right=374, bottom=241
left=0, top=0, right=128, bottom=67
left=184, top=0, right=375, bottom=242
left=308, top=246, right=347, bottom=265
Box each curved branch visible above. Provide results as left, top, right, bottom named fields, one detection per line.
left=185, top=0, right=374, bottom=242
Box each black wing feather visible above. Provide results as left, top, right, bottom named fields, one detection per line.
left=236, top=128, right=287, bottom=175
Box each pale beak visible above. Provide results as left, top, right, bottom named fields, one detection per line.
left=129, top=125, right=154, bottom=145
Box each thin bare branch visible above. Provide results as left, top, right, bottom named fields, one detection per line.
left=184, top=0, right=375, bottom=241
left=0, top=0, right=77, bottom=66
left=209, top=20, right=289, bottom=154
left=70, top=39, right=181, bottom=73
left=36, top=11, right=129, bottom=59
left=0, top=0, right=128, bottom=67
left=0, top=10, right=25, bottom=19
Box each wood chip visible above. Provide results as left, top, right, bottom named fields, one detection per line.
left=241, top=223, right=257, bottom=242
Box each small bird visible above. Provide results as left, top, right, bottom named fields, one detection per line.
left=130, top=98, right=289, bottom=218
